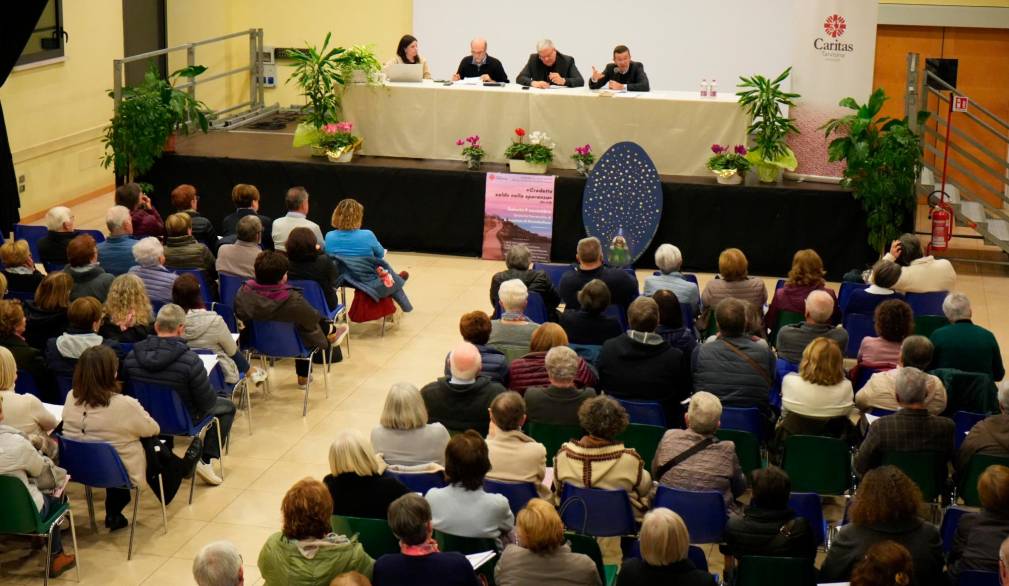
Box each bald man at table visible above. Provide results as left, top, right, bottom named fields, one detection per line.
left=516, top=39, right=584, bottom=88
left=452, top=37, right=509, bottom=83
left=589, top=45, right=650, bottom=92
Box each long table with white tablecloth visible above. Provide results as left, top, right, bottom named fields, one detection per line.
left=340, top=82, right=748, bottom=175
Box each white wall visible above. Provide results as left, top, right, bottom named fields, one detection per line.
left=413, top=0, right=797, bottom=91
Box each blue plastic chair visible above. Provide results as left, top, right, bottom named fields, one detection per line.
left=484, top=478, right=539, bottom=515
left=14, top=370, right=44, bottom=400
left=55, top=375, right=73, bottom=403
left=210, top=302, right=238, bottom=334
left=0, top=476, right=80, bottom=584
left=843, top=312, right=876, bottom=358
left=775, top=279, right=785, bottom=291
left=654, top=486, right=727, bottom=543
left=720, top=406, right=765, bottom=442
left=787, top=492, right=827, bottom=547
left=128, top=380, right=224, bottom=504
left=219, top=272, right=246, bottom=307
left=58, top=435, right=166, bottom=559
left=169, top=268, right=215, bottom=306
left=384, top=470, right=446, bottom=495
left=953, top=411, right=987, bottom=450
left=940, top=506, right=968, bottom=554
left=80, top=229, right=106, bottom=243
left=533, top=262, right=575, bottom=290
left=616, top=398, right=667, bottom=428
left=569, top=343, right=602, bottom=367
left=558, top=483, right=637, bottom=537
left=246, top=320, right=329, bottom=416
left=5, top=289, right=36, bottom=303
left=838, top=281, right=869, bottom=313
left=771, top=359, right=799, bottom=411
left=42, top=261, right=65, bottom=273
left=286, top=281, right=350, bottom=357
left=626, top=540, right=709, bottom=573
left=853, top=365, right=883, bottom=392
left=14, top=224, right=48, bottom=261
left=603, top=304, right=629, bottom=331
left=492, top=290, right=549, bottom=324
left=870, top=407, right=897, bottom=417
left=905, top=291, right=948, bottom=317
left=959, top=571, right=1000, bottom=586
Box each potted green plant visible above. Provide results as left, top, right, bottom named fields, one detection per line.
left=706, top=144, right=751, bottom=185
left=822, top=88, right=929, bottom=255
left=455, top=135, right=486, bottom=170
left=571, top=144, right=595, bottom=176
left=288, top=33, right=348, bottom=148
left=341, top=44, right=383, bottom=84
left=320, top=122, right=363, bottom=163
left=504, top=128, right=554, bottom=174
left=736, top=67, right=800, bottom=183
left=164, top=64, right=211, bottom=151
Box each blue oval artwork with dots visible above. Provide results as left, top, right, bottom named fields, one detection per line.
left=582, top=141, right=663, bottom=266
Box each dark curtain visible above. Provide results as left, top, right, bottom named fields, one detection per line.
left=0, top=1, right=50, bottom=235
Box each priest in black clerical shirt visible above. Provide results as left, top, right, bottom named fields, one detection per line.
left=516, top=39, right=585, bottom=88
left=589, top=45, right=650, bottom=92
left=452, top=37, right=509, bottom=83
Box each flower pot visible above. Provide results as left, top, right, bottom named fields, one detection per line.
left=163, top=133, right=177, bottom=153
left=351, top=70, right=368, bottom=84
left=754, top=162, right=781, bottom=183
left=310, top=145, right=327, bottom=157
left=327, top=150, right=354, bottom=163
left=713, top=169, right=743, bottom=185
left=509, top=160, right=548, bottom=174
left=466, top=158, right=482, bottom=170
left=575, top=159, right=592, bottom=176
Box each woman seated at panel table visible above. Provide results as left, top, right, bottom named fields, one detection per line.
left=384, top=35, right=431, bottom=80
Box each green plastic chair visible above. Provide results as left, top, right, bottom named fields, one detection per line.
left=566, top=531, right=617, bottom=586
left=331, top=515, right=400, bottom=558
left=782, top=435, right=852, bottom=495
left=617, top=424, right=666, bottom=470
left=914, top=315, right=948, bottom=338
left=770, top=310, right=805, bottom=348
left=526, top=422, right=585, bottom=466
left=716, top=428, right=763, bottom=480
left=434, top=531, right=498, bottom=585
left=960, top=454, right=1009, bottom=507
left=0, top=476, right=80, bottom=584
left=736, top=556, right=816, bottom=586
left=882, top=451, right=947, bottom=502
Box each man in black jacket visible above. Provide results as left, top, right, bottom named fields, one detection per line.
left=589, top=45, right=650, bottom=92
left=452, top=37, right=509, bottom=83
left=421, top=342, right=506, bottom=435
left=489, top=244, right=559, bottom=320
left=125, top=303, right=234, bottom=486
left=558, top=236, right=639, bottom=310
left=516, top=39, right=584, bottom=88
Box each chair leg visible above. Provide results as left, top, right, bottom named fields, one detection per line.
left=84, top=486, right=97, bottom=534
left=302, top=359, right=312, bottom=417
left=239, top=379, right=253, bottom=435
left=381, top=316, right=387, bottom=337
left=322, top=349, right=330, bottom=398
left=213, top=417, right=225, bottom=481
left=68, top=503, right=80, bottom=582
left=188, top=468, right=197, bottom=505
left=127, top=486, right=140, bottom=560
left=44, top=525, right=52, bottom=585
left=158, top=475, right=168, bottom=535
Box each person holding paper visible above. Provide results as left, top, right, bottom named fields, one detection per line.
left=452, top=37, right=509, bottom=83
left=516, top=39, right=584, bottom=88
left=589, top=45, right=650, bottom=92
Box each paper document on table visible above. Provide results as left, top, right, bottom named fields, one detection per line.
left=457, top=77, right=483, bottom=86
left=613, top=92, right=639, bottom=98
left=42, top=402, right=63, bottom=423
left=865, top=413, right=879, bottom=425
left=199, top=354, right=219, bottom=376
left=466, top=551, right=496, bottom=570
left=231, top=333, right=240, bottom=343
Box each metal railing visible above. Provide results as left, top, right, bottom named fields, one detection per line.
left=112, top=28, right=276, bottom=129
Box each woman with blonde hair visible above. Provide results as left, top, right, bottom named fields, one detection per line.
left=495, top=498, right=600, bottom=585
left=616, top=508, right=715, bottom=585
left=323, top=431, right=409, bottom=520
left=507, top=322, right=597, bottom=394
left=765, top=249, right=839, bottom=331
left=24, top=271, right=73, bottom=350
left=0, top=346, right=58, bottom=448
left=699, top=248, right=767, bottom=334
left=370, top=382, right=449, bottom=467
left=0, top=239, right=44, bottom=293
left=99, top=273, right=154, bottom=343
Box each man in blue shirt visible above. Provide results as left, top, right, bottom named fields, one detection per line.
left=96, top=205, right=138, bottom=275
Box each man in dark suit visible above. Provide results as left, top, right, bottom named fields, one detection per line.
left=516, top=39, right=584, bottom=88
left=589, top=45, right=650, bottom=92
left=452, top=37, right=509, bottom=83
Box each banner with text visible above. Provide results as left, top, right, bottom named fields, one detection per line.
left=482, top=173, right=556, bottom=262
left=789, top=0, right=879, bottom=178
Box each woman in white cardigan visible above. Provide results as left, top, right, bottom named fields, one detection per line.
left=0, top=347, right=58, bottom=441
left=62, top=345, right=159, bottom=531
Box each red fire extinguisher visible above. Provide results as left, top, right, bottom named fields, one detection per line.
left=929, top=200, right=953, bottom=253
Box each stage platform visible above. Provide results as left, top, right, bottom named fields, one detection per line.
left=140, top=125, right=879, bottom=280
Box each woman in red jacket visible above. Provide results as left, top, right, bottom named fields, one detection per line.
left=507, top=323, right=596, bottom=395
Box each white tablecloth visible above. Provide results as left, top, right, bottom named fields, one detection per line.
left=341, top=82, right=748, bottom=176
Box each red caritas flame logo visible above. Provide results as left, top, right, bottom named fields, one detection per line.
left=824, top=14, right=847, bottom=38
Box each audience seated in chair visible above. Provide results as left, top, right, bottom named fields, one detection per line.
left=489, top=279, right=540, bottom=362
left=490, top=244, right=561, bottom=322
left=507, top=323, right=596, bottom=395
left=423, top=342, right=506, bottom=436
left=653, top=391, right=746, bottom=510
left=129, top=237, right=180, bottom=305
left=171, top=184, right=218, bottom=253
left=66, top=234, right=115, bottom=302
left=273, top=187, right=324, bottom=252
left=643, top=243, right=700, bottom=314
left=847, top=259, right=903, bottom=316
left=215, top=215, right=262, bottom=280
left=957, top=384, right=1009, bottom=475
left=425, top=430, right=515, bottom=545
left=0, top=240, right=44, bottom=293
left=286, top=226, right=342, bottom=310
left=45, top=296, right=122, bottom=378
left=96, top=206, right=139, bottom=276
left=559, top=279, right=623, bottom=346
left=323, top=431, right=409, bottom=520
left=524, top=346, right=598, bottom=427
left=699, top=247, right=768, bottom=331
left=486, top=391, right=549, bottom=497
left=775, top=338, right=856, bottom=453
left=222, top=184, right=273, bottom=250
left=775, top=290, right=849, bottom=364
left=124, top=303, right=235, bottom=486
left=193, top=541, right=245, bottom=586
left=495, top=498, right=601, bottom=586
left=373, top=493, right=481, bottom=586
left=553, top=396, right=653, bottom=514
left=849, top=541, right=915, bottom=586
left=22, top=271, right=72, bottom=351
left=62, top=345, right=159, bottom=532
left=99, top=274, right=155, bottom=344
left=0, top=347, right=57, bottom=450
left=558, top=236, right=638, bottom=311
left=597, top=296, right=690, bottom=422
left=116, top=182, right=164, bottom=239
left=615, top=508, right=715, bottom=586
left=931, top=292, right=1005, bottom=381
left=257, top=477, right=374, bottom=585
left=652, top=289, right=697, bottom=358
left=174, top=274, right=249, bottom=386
left=693, top=298, right=776, bottom=421
left=819, top=466, right=945, bottom=586
left=883, top=233, right=956, bottom=294
left=444, top=311, right=509, bottom=384
left=37, top=206, right=78, bottom=267
left=163, top=212, right=218, bottom=292
left=853, top=367, right=955, bottom=477
left=0, top=299, right=60, bottom=402
left=371, top=382, right=450, bottom=467
left=857, top=299, right=914, bottom=368
left=949, top=465, right=1009, bottom=580
left=765, top=249, right=840, bottom=332
left=856, top=336, right=947, bottom=416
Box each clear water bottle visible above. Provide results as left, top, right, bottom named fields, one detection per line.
left=700, top=79, right=709, bottom=97
left=710, top=79, right=718, bottom=97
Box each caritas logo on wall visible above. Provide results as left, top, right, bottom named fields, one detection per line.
left=814, top=14, right=855, bottom=58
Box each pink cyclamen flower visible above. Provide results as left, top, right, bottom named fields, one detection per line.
left=456, top=139, right=465, bottom=146
left=335, top=121, right=353, bottom=134
left=710, top=144, right=725, bottom=154
left=323, top=123, right=338, bottom=134
left=734, top=145, right=747, bottom=155
left=583, top=144, right=591, bottom=152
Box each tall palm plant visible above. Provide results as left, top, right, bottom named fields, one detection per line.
left=288, top=32, right=346, bottom=130
left=737, top=67, right=801, bottom=182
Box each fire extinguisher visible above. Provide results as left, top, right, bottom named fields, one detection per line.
left=929, top=199, right=954, bottom=253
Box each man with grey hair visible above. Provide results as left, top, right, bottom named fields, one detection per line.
left=486, top=391, right=549, bottom=496
left=215, top=215, right=262, bottom=279
left=653, top=391, right=746, bottom=509
left=931, top=292, right=1004, bottom=381
left=489, top=244, right=560, bottom=320
left=643, top=243, right=699, bottom=313
left=957, top=382, right=1009, bottom=474
left=452, top=37, right=509, bottom=82
left=97, top=205, right=138, bottom=275
left=525, top=346, right=598, bottom=426
left=883, top=232, right=956, bottom=292
left=125, top=303, right=235, bottom=486
left=559, top=236, right=638, bottom=310
left=774, top=290, right=849, bottom=363
left=856, top=335, right=948, bottom=415
left=37, top=205, right=77, bottom=266
left=193, top=540, right=244, bottom=586
left=489, top=279, right=539, bottom=361
left=421, top=342, right=506, bottom=435
left=128, top=236, right=178, bottom=304
left=272, top=186, right=323, bottom=251
left=854, top=366, right=955, bottom=476
left=516, top=38, right=584, bottom=88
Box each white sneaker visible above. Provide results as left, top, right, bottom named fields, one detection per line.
left=249, top=367, right=268, bottom=385
left=195, top=461, right=223, bottom=486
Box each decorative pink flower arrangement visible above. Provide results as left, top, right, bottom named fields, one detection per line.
left=455, top=134, right=486, bottom=167
left=706, top=143, right=751, bottom=174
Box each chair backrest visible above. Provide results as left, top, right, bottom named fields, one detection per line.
left=331, top=515, right=400, bottom=558
left=219, top=272, right=245, bottom=307
left=843, top=312, right=876, bottom=359
left=869, top=407, right=897, bottom=417
left=940, top=506, right=968, bottom=554
left=247, top=320, right=312, bottom=359
left=961, top=454, right=1009, bottom=507
left=532, top=262, right=574, bottom=290
left=14, top=370, right=43, bottom=400
left=953, top=411, right=987, bottom=451
left=493, top=290, right=548, bottom=324
left=5, top=290, right=35, bottom=303
left=775, top=279, right=785, bottom=291
left=653, top=485, right=727, bottom=543
left=782, top=435, right=852, bottom=495
left=526, top=422, right=585, bottom=467
left=905, top=291, right=948, bottom=316
left=80, top=228, right=106, bottom=243
left=130, top=380, right=199, bottom=435
left=565, top=531, right=608, bottom=584
left=615, top=398, right=667, bottom=428
left=55, top=375, right=73, bottom=403
left=617, top=423, right=665, bottom=471
left=169, top=268, right=214, bottom=306
left=771, top=359, right=799, bottom=411
left=568, top=344, right=602, bottom=367
left=603, top=304, right=629, bottom=331
left=383, top=470, right=447, bottom=495
left=720, top=406, right=765, bottom=442
left=14, top=224, right=48, bottom=262
left=736, top=556, right=816, bottom=586
left=932, top=368, right=999, bottom=416
left=558, top=483, right=637, bottom=537
left=0, top=476, right=46, bottom=535
left=483, top=479, right=539, bottom=516
left=210, top=302, right=239, bottom=334
left=838, top=281, right=869, bottom=312
left=787, top=492, right=826, bottom=547
left=881, top=451, right=946, bottom=502
left=433, top=530, right=497, bottom=554
left=43, top=261, right=65, bottom=273
left=57, top=435, right=131, bottom=489
left=715, top=428, right=762, bottom=480
left=770, top=310, right=804, bottom=347
left=852, top=364, right=883, bottom=392
left=958, top=570, right=1001, bottom=586
left=289, top=279, right=338, bottom=319
left=914, top=314, right=949, bottom=339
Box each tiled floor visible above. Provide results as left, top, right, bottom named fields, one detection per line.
left=1, top=193, right=1007, bottom=584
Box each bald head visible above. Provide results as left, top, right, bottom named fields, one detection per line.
left=471, top=37, right=487, bottom=51
left=804, top=290, right=835, bottom=324
left=449, top=342, right=481, bottom=381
